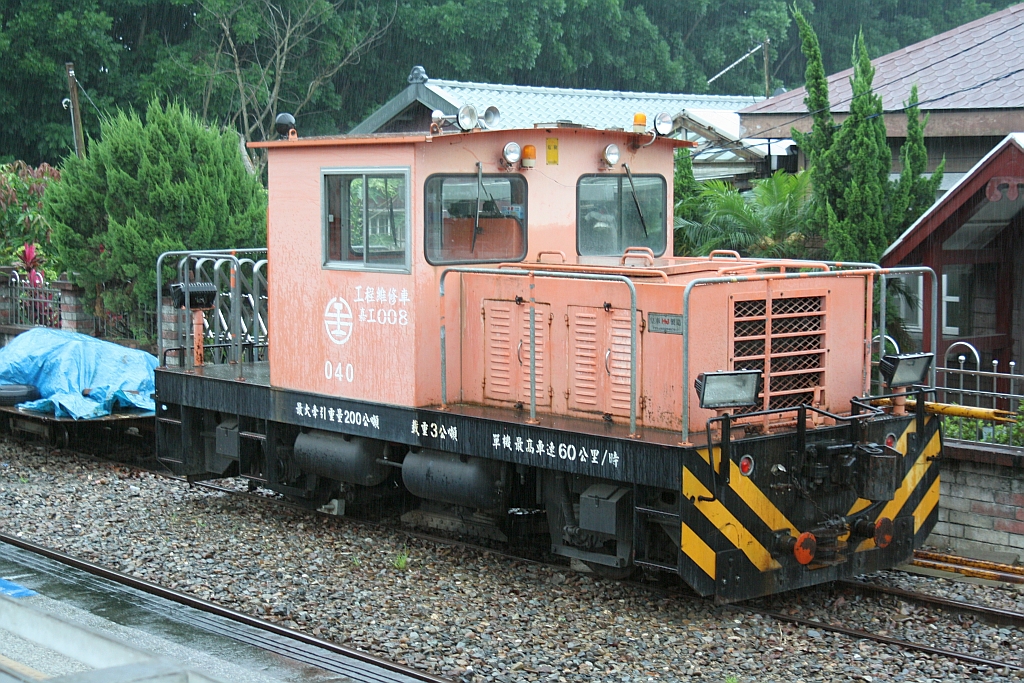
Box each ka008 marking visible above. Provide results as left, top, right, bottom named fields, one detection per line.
left=325, top=360, right=354, bottom=383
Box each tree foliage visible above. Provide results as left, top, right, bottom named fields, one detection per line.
left=676, top=171, right=812, bottom=258
left=45, top=100, right=266, bottom=316
left=0, top=162, right=61, bottom=259
left=823, top=33, right=891, bottom=263
left=2, top=0, right=1017, bottom=164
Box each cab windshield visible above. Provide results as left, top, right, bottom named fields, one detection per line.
left=577, top=174, right=666, bottom=256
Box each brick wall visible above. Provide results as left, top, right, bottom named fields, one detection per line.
left=928, top=454, right=1024, bottom=561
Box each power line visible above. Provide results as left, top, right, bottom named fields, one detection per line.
left=691, top=64, right=1024, bottom=158
left=696, top=20, right=1024, bottom=149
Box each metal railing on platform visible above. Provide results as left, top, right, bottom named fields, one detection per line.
left=8, top=272, right=60, bottom=328
left=934, top=341, right=1024, bottom=449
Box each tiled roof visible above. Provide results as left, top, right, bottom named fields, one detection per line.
left=742, top=4, right=1024, bottom=115
left=425, top=79, right=762, bottom=130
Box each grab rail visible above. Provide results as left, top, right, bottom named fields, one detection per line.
left=440, top=267, right=640, bottom=436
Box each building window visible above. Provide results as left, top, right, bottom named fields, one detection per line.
left=942, top=266, right=973, bottom=337
left=424, top=174, right=527, bottom=264
left=577, top=174, right=666, bottom=257
left=323, top=169, right=409, bottom=271
left=896, top=274, right=923, bottom=335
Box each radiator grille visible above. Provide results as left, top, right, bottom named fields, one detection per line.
left=732, top=295, right=825, bottom=411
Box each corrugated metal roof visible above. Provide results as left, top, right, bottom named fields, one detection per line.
left=425, top=79, right=762, bottom=130
left=742, top=3, right=1024, bottom=115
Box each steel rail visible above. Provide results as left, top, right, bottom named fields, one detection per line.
left=841, top=579, right=1024, bottom=628
left=139, top=467, right=1024, bottom=676
left=0, top=532, right=450, bottom=683
left=732, top=604, right=1024, bottom=672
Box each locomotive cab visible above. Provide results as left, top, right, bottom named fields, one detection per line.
left=155, top=114, right=943, bottom=603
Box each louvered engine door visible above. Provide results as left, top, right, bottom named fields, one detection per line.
left=482, top=300, right=551, bottom=406
left=567, top=305, right=641, bottom=418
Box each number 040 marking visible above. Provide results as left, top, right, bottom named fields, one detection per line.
left=324, top=360, right=354, bottom=382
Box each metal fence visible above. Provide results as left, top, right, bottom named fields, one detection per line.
left=8, top=272, right=61, bottom=328
left=934, top=341, right=1024, bottom=449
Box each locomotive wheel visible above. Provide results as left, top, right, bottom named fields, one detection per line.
left=583, top=561, right=635, bottom=580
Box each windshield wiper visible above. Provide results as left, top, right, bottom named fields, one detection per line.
left=623, top=163, right=649, bottom=238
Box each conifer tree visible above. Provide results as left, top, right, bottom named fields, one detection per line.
left=45, top=100, right=266, bottom=325
left=824, top=33, right=891, bottom=263
left=890, top=85, right=945, bottom=239
left=790, top=6, right=834, bottom=239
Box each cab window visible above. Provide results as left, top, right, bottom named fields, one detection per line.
left=425, top=174, right=527, bottom=264
left=324, top=169, right=409, bottom=270
left=577, top=174, right=666, bottom=256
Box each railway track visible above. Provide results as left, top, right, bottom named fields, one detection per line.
left=12, top=438, right=1023, bottom=678
left=0, top=531, right=450, bottom=683
left=183, top=476, right=1024, bottom=675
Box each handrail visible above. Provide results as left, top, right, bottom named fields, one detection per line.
left=707, top=250, right=741, bottom=260
left=536, top=250, right=567, bottom=263
left=440, top=267, right=639, bottom=435
left=680, top=266, right=939, bottom=444
left=498, top=261, right=669, bottom=281
left=715, top=260, right=830, bottom=275
left=620, top=246, right=656, bottom=266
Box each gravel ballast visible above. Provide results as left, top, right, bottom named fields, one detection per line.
left=1, top=439, right=1022, bottom=682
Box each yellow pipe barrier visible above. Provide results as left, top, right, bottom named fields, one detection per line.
left=871, top=398, right=1017, bottom=423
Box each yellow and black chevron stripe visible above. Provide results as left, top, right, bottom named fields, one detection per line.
left=848, top=414, right=942, bottom=550
left=677, top=414, right=941, bottom=602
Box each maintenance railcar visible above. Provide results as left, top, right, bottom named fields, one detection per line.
left=155, top=110, right=942, bottom=603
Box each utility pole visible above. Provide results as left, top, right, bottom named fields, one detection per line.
left=763, top=37, right=771, bottom=98
left=65, top=62, right=85, bottom=159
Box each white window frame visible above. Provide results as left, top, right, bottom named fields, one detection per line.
left=321, top=166, right=411, bottom=273
left=898, top=274, right=924, bottom=334
left=941, top=272, right=959, bottom=336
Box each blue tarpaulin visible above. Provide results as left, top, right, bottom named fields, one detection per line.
left=0, top=328, right=157, bottom=419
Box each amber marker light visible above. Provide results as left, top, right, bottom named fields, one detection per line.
left=632, top=112, right=647, bottom=133
left=521, top=144, right=537, bottom=169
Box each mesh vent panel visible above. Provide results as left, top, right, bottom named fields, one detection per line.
left=731, top=296, right=826, bottom=411
left=772, top=335, right=823, bottom=354
left=772, top=296, right=821, bottom=315
left=771, top=373, right=820, bottom=392
left=772, top=315, right=821, bottom=334
left=772, top=353, right=823, bottom=372
left=734, top=320, right=765, bottom=338
left=734, top=339, right=765, bottom=358
left=771, top=392, right=816, bottom=409
left=734, top=299, right=766, bottom=318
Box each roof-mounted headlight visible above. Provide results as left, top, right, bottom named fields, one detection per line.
left=457, top=105, right=479, bottom=131
left=654, top=112, right=673, bottom=136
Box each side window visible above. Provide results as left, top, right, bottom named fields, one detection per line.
left=425, top=174, right=527, bottom=264
left=577, top=174, right=666, bottom=256
left=324, top=170, right=408, bottom=270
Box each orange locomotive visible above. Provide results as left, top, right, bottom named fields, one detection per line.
left=156, top=109, right=941, bottom=602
